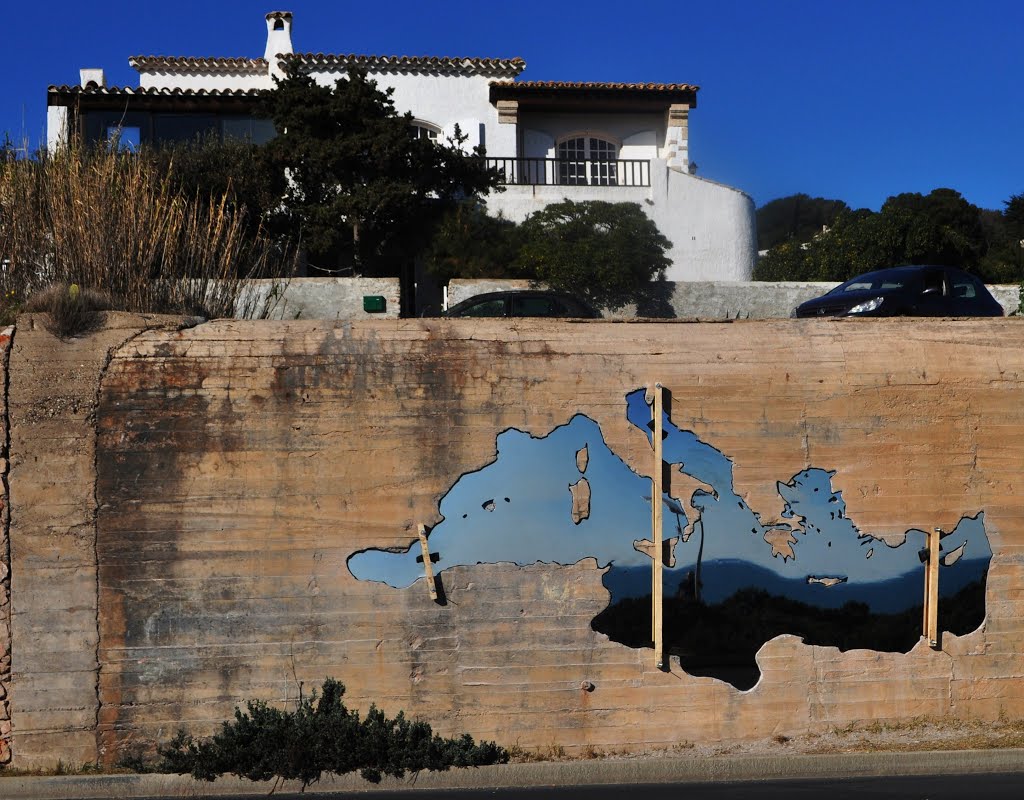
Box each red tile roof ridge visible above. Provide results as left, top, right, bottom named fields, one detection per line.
left=282, top=52, right=525, bottom=74
left=48, top=84, right=265, bottom=97
left=129, top=55, right=269, bottom=72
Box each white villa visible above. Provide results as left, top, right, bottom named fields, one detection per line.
left=47, top=10, right=756, bottom=285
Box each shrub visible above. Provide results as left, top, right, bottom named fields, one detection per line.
left=517, top=200, right=671, bottom=311
left=158, top=678, right=508, bottom=787
left=23, top=283, right=109, bottom=339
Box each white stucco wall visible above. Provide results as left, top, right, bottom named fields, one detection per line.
left=310, top=69, right=515, bottom=155
left=136, top=70, right=271, bottom=91
left=46, top=106, right=68, bottom=152
left=486, top=160, right=756, bottom=282
left=647, top=165, right=756, bottom=281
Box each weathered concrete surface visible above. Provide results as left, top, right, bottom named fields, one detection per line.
left=0, top=326, right=12, bottom=764
left=6, top=314, right=183, bottom=768
left=446, top=278, right=1021, bottom=319
left=7, top=316, right=1024, bottom=767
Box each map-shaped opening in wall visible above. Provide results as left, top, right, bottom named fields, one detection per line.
left=347, top=389, right=991, bottom=690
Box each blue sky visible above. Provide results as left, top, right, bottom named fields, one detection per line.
left=6, top=0, right=1024, bottom=212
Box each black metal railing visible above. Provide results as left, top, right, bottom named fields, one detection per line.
left=484, top=157, right=650, bottom=187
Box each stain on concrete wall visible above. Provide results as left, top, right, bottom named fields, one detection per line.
left=6, top=316, right=1024, bottom=767
left=6, top=314, right=182, bottom=768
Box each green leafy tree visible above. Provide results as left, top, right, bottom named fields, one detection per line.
left=1005, top=193, right=1024, bottom=237
left=261, top=64, right=503, bottom=275
left=881, top=188, right=985, bottom=267
left=425, top=200, right=524, bottom=284
left=756, top=193, right=849, bottom=250
left=755, top=188, right=997, bottom=283
left=516, top=200, right=671, bottom=310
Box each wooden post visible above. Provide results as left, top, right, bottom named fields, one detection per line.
left=924, top=528, right=941, bottom=648
left=417, top=524, right=438, bottom=602
left=650, top=383, right=664, bottom=669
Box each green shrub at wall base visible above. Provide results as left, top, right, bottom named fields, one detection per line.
left=158, top=678, right=508, bottom=786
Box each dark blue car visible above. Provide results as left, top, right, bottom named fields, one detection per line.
left=793, top=265, right=1004, bottom=318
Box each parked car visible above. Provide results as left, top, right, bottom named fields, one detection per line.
left=444, top=290, right=600, bottom=319
left=793, top=266, right=1004, bottom=318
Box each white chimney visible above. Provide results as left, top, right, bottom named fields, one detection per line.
left=79, top=68, right=106, bottom=88
left=264, top=11, right=294, bottom=61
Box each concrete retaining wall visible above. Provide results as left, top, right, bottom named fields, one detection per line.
left=4, top=314, right=1024, bottom=768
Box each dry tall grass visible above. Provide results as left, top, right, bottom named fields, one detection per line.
left=0, top=144, right=295, bottom=327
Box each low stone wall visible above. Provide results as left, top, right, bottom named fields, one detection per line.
left=446, top=279, right=1021, bottom=319
left=239, top=277, right=401, bottom=320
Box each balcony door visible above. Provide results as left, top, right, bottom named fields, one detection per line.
left=557, top=136, right=618, bottom=186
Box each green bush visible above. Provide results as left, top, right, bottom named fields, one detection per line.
left=158, top=678, right=508, bottom=787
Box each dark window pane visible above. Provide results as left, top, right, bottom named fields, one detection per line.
left=154, top=114, right=217, bottom=143
left=251, top=119, right=276, bottom=144
left=459, top=299, right=507, bottom=317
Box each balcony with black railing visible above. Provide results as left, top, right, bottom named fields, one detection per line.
left=484, top=157, right=650, bottom=187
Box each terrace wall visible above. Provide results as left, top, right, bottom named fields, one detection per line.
left=3, top=314, right=1024, bottom=767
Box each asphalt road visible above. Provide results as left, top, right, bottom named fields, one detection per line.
left=170, top=771, right=1024, bottom=800
left=6, top=751, right=1024, bottom=800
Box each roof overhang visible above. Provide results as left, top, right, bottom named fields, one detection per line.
left=48, top=86, right=265, bottom=114
left=489, top=81, right=698, bottom=113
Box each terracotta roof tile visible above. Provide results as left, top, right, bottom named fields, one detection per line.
left=48, top=84, right=265, bottom=97
left=128, top=56, right=268, bottom=74
left=282, top=52, right=525, bottom=78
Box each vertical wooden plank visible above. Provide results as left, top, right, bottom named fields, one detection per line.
left=922, top=535, right=930, bottom=639
left=651, top=383, right=664, bottom=669
left=418, top=524, right=438, bottom=602
left=927, top=528, right=941, bottom=648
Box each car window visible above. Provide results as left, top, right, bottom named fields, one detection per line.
left=950, top=276, right=977, bottom=299
left=513, top=295, right=567, bottom=316
left=458, top=298, right=507, bottom=317
left=922, top=269, right=944, bottom=294
left=832, top=270, right=914, bottom=294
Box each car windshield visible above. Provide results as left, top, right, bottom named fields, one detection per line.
left=829, top=269, right=919, bottom=295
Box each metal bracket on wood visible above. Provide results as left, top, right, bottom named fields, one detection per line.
left=416, top=524, right=438, bottom=602
left=922, top=527, right=941, bottom=648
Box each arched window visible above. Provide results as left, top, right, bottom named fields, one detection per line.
left=411, top=122, right=441, bottom=142
left=557, top=135, right=618, bottom=186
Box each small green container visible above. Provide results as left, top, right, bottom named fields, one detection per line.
left=362, top=295, right=387, bottom=313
